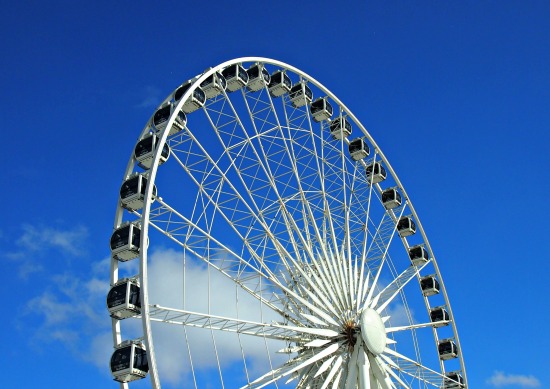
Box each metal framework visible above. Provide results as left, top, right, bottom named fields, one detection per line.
left=110, top=57, right=467, bottom=388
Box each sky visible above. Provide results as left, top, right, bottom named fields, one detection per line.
left=1, top=0, right=549, bottom=388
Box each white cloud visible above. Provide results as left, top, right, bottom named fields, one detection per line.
left=17, top=261, right=44, bottom=279
left=385, top=302, right=414, bottom=327
left=487, top=371, right=541, bottom=388
left=5, top=224, right=90, bottom=279
left=50, top=329, right=79, bottom=344
left=85, top=331, right=113, bottom=370
left=24, top=268, right=109, bottom=345
left=86, top=277, right=110, bottom=295
left=92, top=255, right=112, bottom=275
left=22, top=245, right=288, bottom=386
left=136, top=85, right=162, bottom=109
left=16, top=224, right=88, bottom=255
left=144, top=248, right=286, bottom=386
left=27, top=292, right=74, bottom=326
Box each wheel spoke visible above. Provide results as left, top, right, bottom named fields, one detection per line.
left=144, top=200, right=291, bottom=317
left=385, top=320, right=450, bottom=334
left=246, top=342, right=342, bottom=388
left=381, top=348, right=446, bottom=387
left=358, top=345, right=371, bottom=389
left=147, top=305, right=303, bottom=342
left=320, top=355, right=344, bottom=389
left=365, top=260, right=430, bottom=314
left=370, top=353, right=393, bottom=389
left=378, top=355, right=409, bottom=388
left=364, top=204, right=407, bottom=308
left=345, top=340, right=360, bottom=388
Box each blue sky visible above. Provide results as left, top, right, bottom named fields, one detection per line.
left=1, top=1, right=549, bottom=388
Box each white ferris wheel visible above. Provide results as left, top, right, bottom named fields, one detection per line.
left=108, top=57, right=467, bottom=389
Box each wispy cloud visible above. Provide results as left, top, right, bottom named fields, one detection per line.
left=487, top=371, right=541, bottom=388
left=4, top=224, right=89, bottom=279
left=17, top=261, right=44, bottom=279
left=136, top=85, right=162, bottom=109
left=16, top=224, right=88, bottom=256
left=22, top=267, right=110, bottom=358
left=22, top=254, right=128, bottom=372
left=27, top=292, right=75, bottom=326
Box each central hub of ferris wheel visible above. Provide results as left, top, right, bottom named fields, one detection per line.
left=360, top=308, right=387, bottom=355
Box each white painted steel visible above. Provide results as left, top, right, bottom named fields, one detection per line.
left=109, top=57, right=467, bottom=388
left=360, top=309, right=386, bottom=356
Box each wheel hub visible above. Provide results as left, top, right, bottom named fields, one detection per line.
left=360, top=308, right=387, bottom=355
left=342, top=319, right=357, bottom=350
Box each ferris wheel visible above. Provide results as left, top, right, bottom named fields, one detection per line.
left=107, top=57, right=467, bottom=389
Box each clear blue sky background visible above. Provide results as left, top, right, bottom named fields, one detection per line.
left=1, top=1, right=548, bottom=388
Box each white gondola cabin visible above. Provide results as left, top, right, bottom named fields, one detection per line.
left=222, top=64, right=249, bottom=92
left=348, top=138, right=370, bottom=160
left=107, top=278, right=141, bottom=319
left=408, top=244, right=429, bottom=265
left=329, top=117, right=352, bottom=140
left=268, top=70, right=292, bottom=97
left=200, top=71, right=227, bottom=99
left=246, top=63, right=271, bottom=92
left=173, top=81, right=206, bottom=113
left=289, top=82, right=313, bottom=107
left=382, top=188, right=402, bottom=210
left=134, top=134, right=170, bottom=170
left=366, top=162, right=387, bottom=184
left=110, top=340, right=149, bottom=383
left=444, top=371, right=465, bottom=388
left=430, top=306, right=450, bottom=326
left=119, top=173, right=157, bottom=211
left=152, top=103, right=187, bottom=136
left=397, top=216, right=416, bottom=237
left=420, top=275, right=440, bottom=296
left=110, top=222, right=141, bottom=261
left=438, top=339, right=459, bottom=360
left=310, top=97, right=333, bottom=122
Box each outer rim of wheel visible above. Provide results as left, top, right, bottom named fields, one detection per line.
left=110, top=57, right=468, bottom=388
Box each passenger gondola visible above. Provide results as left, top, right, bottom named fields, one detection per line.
left=430, top=306, right=450, bottom=326
left=119, top=173, right=157, bottom=211
left=310, top=97, right=333, bottom=122
left=134, top=134, right=170, bottom=170
left=444, top=371, right=465, bottom=388
left=289, top=81, right=313, bottom=107
left=408, top=244, right=429, bottom=265
left=107, top=278, right=141, bottom=319
left=246, top=63, right=271, bottom=92
left=110, top=222, right=141, bottom=261
left=382, top=188, right=402, bottom=210
left=438, top=339, right=459, bottom=360
left=365, top=162, right=387, bottom=184
left=110, top=340, right=149, bottom=383
left=152, top=103, right=187, bottom=136
left=268, top=70, right=292, bottom=97
left=348, top=138, right=370, bottom=160
left=200, top=71, right=227, bottom=99
left=397, top=216, right=416, bottom=237
left=222, top=64, right=249, bottom=92
left=420, top=275, right=440, bottom=296
left=328, top=117, right=352, bottom=139
left=173, top=81, right=206, bottom=113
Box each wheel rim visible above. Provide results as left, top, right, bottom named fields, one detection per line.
left=110, top=57, right=467, bottom=389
